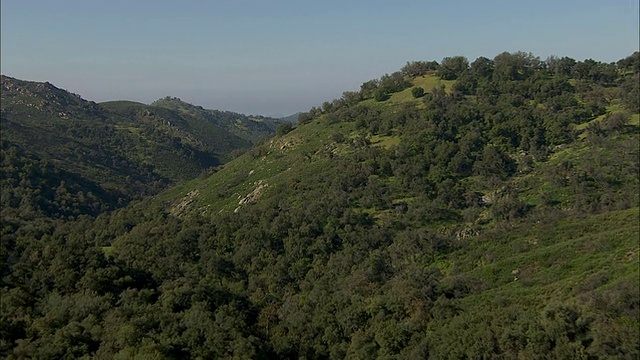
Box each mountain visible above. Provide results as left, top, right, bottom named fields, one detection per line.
left=280, top=112, right=301, bottom=124
left=150, top=96, right=286, bottom=143
left=0, top=76, right=268, bottom=230
left=1, top=52, right=639, bottom=358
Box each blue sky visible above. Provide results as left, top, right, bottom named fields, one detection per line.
left=2, top=1, right=638, bottom=116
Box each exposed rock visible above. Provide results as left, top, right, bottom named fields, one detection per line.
left=270, top=135, right=301, bottom=152
left=456, top=227, right=479, bottom=240
left=238, top=181, right=268, bottom=206
left=170, top=190, right=199, bottom=216
left=234, top=181, right=268, bottom=213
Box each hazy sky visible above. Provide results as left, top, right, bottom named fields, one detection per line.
left=2, top=1, right=638, bottom=116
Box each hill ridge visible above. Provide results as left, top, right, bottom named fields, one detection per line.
left=1, top=51, right=638, bottom=358
left=1, top=75, right=277, bottom=229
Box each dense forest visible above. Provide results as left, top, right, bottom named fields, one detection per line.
left=1, top=51, right=639, bottom=359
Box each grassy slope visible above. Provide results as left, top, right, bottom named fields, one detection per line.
left=153, top=75, right=448, bottom=209
left=427, top=206, right=639, bottom=355
left=455, top=207, right=638, bottom=299
left=156, top=117, right=352, bottom=214
left=154, top=72, right=638, bottom=218
left=146, top=71, right=639, bottom=294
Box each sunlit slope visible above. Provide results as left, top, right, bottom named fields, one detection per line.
left=153, top=74, right=454, bottom=214
left=6, top=53, right=638, bottom=359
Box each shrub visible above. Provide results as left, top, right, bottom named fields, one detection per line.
left=276, top=123, right=294, bottom=136
left=374, top=89, right=389, bottom=102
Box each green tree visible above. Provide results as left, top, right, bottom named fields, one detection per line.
left=546, top=55, right=577, bottom=77
left=374, top=88, right=389, bottom=102
left=437, top=56, right=469, bottom=80
left=411, top=87, right=425, bottom=98
left=617, top=51, right=640, bottom=73
left=620, top=73, right=640, bottom=112
left=493, top=51, right=541, bottom=81
left=473, top=144, right=516, bottom=180
left=276, top=123, right=294, bottom=136
left=379, top=72, right=411, bottom=93
left=401, top=60, right=438, bottom=77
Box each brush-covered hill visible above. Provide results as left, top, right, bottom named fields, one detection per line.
left=1, top=52, right=639, bottom=359
left=150, top=96, right=286, bottom=143
left=279, top=112, right=301, bottom=124
left=0, top=76, right=269, bottom=231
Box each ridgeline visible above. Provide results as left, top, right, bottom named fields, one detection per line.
left=1, top=51, right=639, bottom=358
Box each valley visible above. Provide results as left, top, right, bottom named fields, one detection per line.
left=1, top=51, right=639, bottom=359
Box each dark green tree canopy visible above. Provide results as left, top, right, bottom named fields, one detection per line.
left=437, top=56, right=469, bottom=80
left=401, top=60, right=439, bottom=77
left=493, top=51, right=542, bottom=81
left=411, top=87, right=425, bottom=98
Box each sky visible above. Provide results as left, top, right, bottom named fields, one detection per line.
left=1, top=1, right=638, bottom=117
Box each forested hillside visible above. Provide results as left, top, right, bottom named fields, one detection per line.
left=1, top=76, right=277, bottom=235
left=1, top=51, right=639, bottom=359
left=150, top=96, right=284, bottom=143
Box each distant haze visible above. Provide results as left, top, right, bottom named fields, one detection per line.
left=2, top=0, right=638, bottom=116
